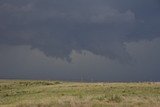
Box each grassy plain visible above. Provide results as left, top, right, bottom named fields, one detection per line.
left=0, top=80, right=160, bottom=107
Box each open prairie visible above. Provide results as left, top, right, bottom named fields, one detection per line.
left=0, top=80, right=160, bottom=107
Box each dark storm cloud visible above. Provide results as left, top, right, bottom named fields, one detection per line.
left=0, top=0, right=160, bottom=61
left=1, top=37, right=160, bottom=81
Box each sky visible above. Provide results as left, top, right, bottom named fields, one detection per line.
left=0, top=0, right=160, bottom=82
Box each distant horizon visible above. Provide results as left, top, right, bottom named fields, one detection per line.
left=0, top=78, right=160, bottom=83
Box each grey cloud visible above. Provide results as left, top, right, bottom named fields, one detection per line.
left=0, top=37, right=160, bottom=81
left=0, top=0, right=159, bottom=62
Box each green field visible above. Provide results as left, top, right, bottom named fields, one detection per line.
left=0, top=80, right=160, bottom=107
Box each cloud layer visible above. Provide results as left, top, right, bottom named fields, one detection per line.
left=0, top=0, right=160, bottom=81
left=1, top=0, right=159, bottom=61
left=0, top=37, right=160, bottom=81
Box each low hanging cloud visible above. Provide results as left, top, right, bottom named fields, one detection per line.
left=0, top=0, right=159, bottom=61
left=1, top=37, right=160, bottom=81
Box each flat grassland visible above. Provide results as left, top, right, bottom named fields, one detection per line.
left=0, top=80, right=160, bottom=107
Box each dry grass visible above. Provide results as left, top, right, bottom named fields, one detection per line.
left=0, top=80, right=160, bottom=107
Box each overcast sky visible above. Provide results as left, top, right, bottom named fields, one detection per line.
left=0, top=0, right=160, bottom=82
